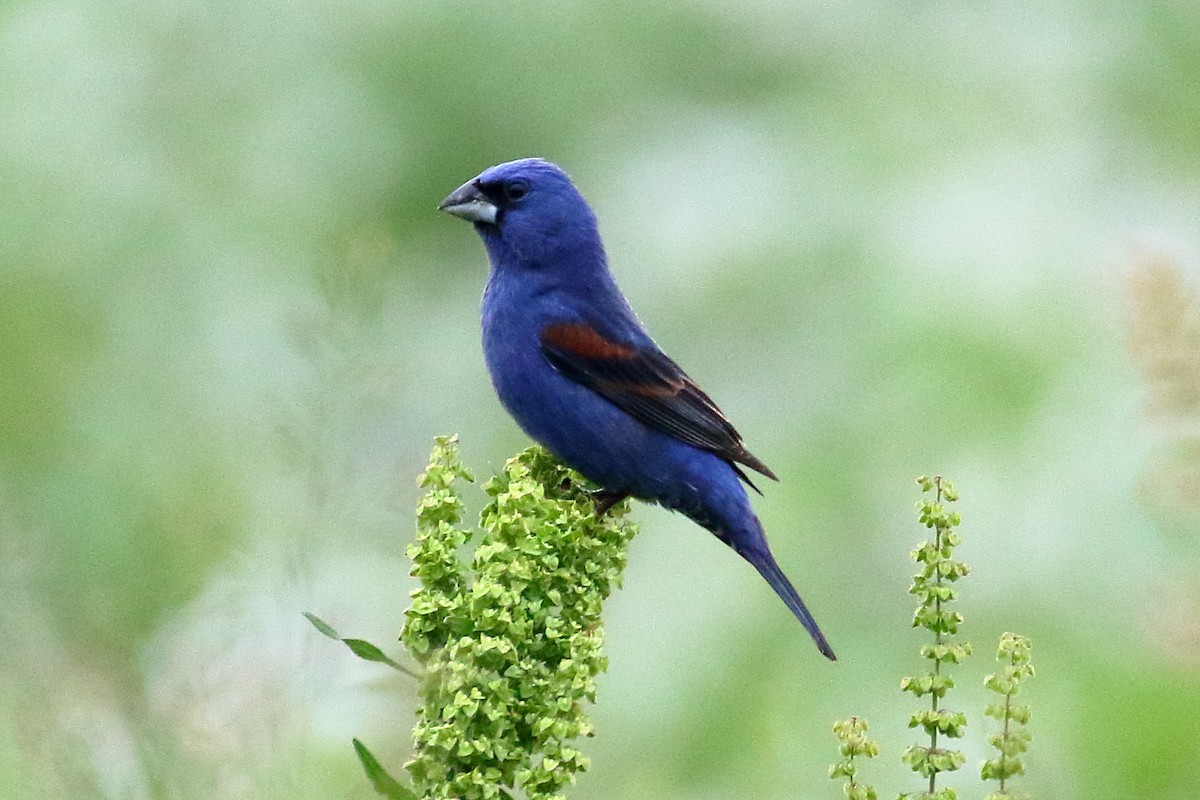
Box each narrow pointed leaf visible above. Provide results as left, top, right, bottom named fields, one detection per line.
left=353, top=739, right=419, bottom=800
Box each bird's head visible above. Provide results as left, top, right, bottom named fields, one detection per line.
left=439, top=158, right=603, bottom=271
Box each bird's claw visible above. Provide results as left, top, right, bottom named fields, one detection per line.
left=589, top=488, right=630, bottom=518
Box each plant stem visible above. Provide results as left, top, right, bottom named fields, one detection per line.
left=998, top=653, right=1013, bottom=794
left=927, top=477, right=944, bottom=796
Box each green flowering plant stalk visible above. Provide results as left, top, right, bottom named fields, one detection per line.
left=830, top=717, right=879, bottom=800
left=899, top=475, right=971, bottom=799
left=306, top=436, right=636, bottom=799
left=400, top=435, right=637, bottom=800
left=830, top=476, right=1035, bottom=800
left=981, top=633, right=1035, bottom=799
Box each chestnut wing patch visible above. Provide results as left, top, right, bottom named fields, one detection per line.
left=538, top=322, right=777, bottom=482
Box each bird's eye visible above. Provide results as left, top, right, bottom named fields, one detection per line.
left=504, top=180, right=530, bottom=202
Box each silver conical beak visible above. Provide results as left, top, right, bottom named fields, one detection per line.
left=439, top=180, right=498, bottom=225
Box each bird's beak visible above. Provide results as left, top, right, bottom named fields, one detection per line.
left=438, top=180, right=498, bottom=225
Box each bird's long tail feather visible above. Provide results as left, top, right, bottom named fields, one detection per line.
left=743, top=547, right=836, bottom=661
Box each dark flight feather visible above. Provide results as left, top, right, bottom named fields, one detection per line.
left=539, top=322, right=778, bottom=483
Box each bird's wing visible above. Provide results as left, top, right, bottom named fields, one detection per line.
left=538, top=322, right=777, bottom=482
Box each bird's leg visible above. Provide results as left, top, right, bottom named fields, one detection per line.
left=590, top=488, right=631, bottom=518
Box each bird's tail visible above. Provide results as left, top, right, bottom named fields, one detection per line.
left=741, top=545, right=836, bottom=661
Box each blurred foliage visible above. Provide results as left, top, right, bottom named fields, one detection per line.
left=1128, top=255, right=1200, bottom=420
left=1, top=1, right=1199, bottom=799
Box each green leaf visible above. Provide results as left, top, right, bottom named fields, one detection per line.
left=354, top=739, right=420, bottom=800
left=344, top=638, right=403, bottom=668
left=303, top=611, right=341, bottom=640
left=306, top=613, right=421, bottom=678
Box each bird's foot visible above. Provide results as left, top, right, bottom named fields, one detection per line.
left=589, top=488, right=631, bottom=518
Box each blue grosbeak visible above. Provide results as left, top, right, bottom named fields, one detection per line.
left=440, top=158, right=834, bottom=660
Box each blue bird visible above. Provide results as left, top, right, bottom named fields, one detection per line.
left=439, top=158, right=835, bottom=660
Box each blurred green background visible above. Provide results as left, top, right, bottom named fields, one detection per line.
left=3, top=1, right=1200, bottom=798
